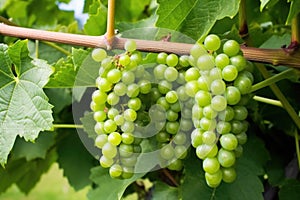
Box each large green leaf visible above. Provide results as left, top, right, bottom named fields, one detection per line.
left=57, top=129, right=95, bottom=190
left=286, top=0, right=300, bottom=24
left=156, top=0, right=240, bottom=41
left=88, top=166, right=146, bottom=200
left=0, top=40, right=53, bottom=165
left=84, top=0, right=107, bottom=36
left=279, top=179, right=300, bottom=200
left=181, top=134, right=269, bottom=200
left=11, top=131, right=56, bottom=161
left=152, top=181, right=179, bottom=200
left=115, top=0, right=152, bottom=22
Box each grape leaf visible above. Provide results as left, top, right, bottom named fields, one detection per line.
left=115, top=0, right=152, bottom=22
left=11, top=131, right=56, bottom=161
left=88, top=166, right=146, bottom=200
left=0, top=40, right=53, bottom=165
left=152, top=181, right=179, bottom=200
left=57, top=129, right=95, bottom=190
left=260, top=0, right=271, bottom=11
left=279, top=179, right=300, bottom=200
left=286, top=0, right=300, bottom=24
left=0, top=147, right=57, bottom=194
left=84, top=0, right=107, bottom=36
left=45, top=88, right=72, bottom=113
left=156, top=0, right=240, bottom=41
left=181, top=134, right=269, bottom=200
left=117, top=15, right=157, bottom=33
left=81, top=112, right=97, bottom=140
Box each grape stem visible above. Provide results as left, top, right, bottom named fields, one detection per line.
left=52, top=124, right=84, bottom=129
left=250, top=68, right=299, bottom=93
left=238, top=0, right=248, bottom=38
left=295, top=129, right=300, bottom=170
left=256, top=63, right=300, bottom=130
left=253, top=96, right=283, bottom=107
left=161, top=168, right=179, bottom=187
left=0, top=23, right=300, bottom=68
left=105, top=0, right=116, bottom=50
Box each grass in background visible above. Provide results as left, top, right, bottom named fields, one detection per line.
left=0, top=163, right=90, bottom=200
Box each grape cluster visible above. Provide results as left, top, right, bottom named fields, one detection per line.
left=89, top=35, right=253, bottom=187
left=90, top=40, right=192, bottom=178
left=187, top=35, right=253, bottom=187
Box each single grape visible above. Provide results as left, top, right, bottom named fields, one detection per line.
left=92, top=90, right=107, bottom=105
left=107, top=92, right=120, bottom=105
left=119, top=144, right=134, bottom=158
left=114, top=114, right=125, bottom=126
left=128, top=97, right=142, bottom=111
left=157, top=52, right=168, bottom=64
left=167, top=159, right=183, bottom=171
left=200, top=117, right=217, bottom=131
left=164, top=67, right=179, bottom=82
left=230, top=55, right=246, bottom=71
left=114, top=82, right=127, bottom=96
left=122, top=71, right=135, bottom=85
left=222, top=65, right=238, bottom=82
left=179, top=55, right=190, bottom=67
left=203, top=157, right=220, bottom=174
left=225, top=86, right=241, bottom=105
left=218, top=106, right=235, bottom=121
left=215, top=53, right=230, bottom=69
left=154, top=64, right=167, bottom=80
left=160, top=144, right=175, bottom=160
left=96, top=77, right=112, bottom=92
left=195, top=90, right=212, bottom=107
left=223, top=40, right=240, bottom=57
left=124, top=40, right=137, bottom=52
left=165, top=90, right=178, bottom=104
left=109, top=164, right=123, bottom=178
left=121, top=132, right=135, bottom=144
left=92, top=48, right=107, bottom=62
left=220, top=133, right=238, bottom=150
left=119, top=54, right=131, bottom=66
left=108, top=132, right=122, bottom=146
left=107, top=68, right=122, bottom=83
left=217, top=148, right=236, bottom=167
left=210, top=79, right=226, bottom=95
left=197, top=54, right=215, bottom=70
left=104, top=119, right=117, bottom=133
left=203, top=105, right=218, bottom=119
left=211, top=95, right=227, bottom=112
left=185, top=80, right=200, bottom=97
left=124, top=108, right=137, bottom=122
left=222, top=167, right=237, bottom=183
left=234, top=76, right=252, bottom=94
left=205, top=170, right=222, bottom=188
left=190, top=43, right=207, bottom=58
left=95, top=134, right=108, bottom=148
left=216, top=121, right=232, bottom=134
left=127, top=83, right=140, bottom=98
left=94, top=111, right=107, bottom=122
left=185, top=67, right=200, bottom=81
left=202, top=131, right=217, bottom=145
left=233, top=105, right=248, bottom=120
left=204, top=34, right=221, bottom=51
left=102, top=142, right=118, bottom=158
left=166, top=121, right=180, bottom=134
left=100, top=155, right=114, bottom=168
left=166, top=53, right=179, bottom=67
left=174, top=145, right=188, bottom=159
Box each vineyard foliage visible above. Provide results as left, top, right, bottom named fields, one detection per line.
left=0, top=0, right=300, bottom=199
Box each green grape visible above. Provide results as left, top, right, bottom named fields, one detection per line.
left=165, top=90, right=178, bottom=104
left=124, top=108, right=137, bottom=122
left=124, top=40, right=137, bottom=52
left=95, top=134, right=108, bottom=148
left=121, top=121, right=135, bottom=133
left=130, top=52, right=142, bottom=63
left=121, top=132, right=135, bottom=144
left=138, top=79, right=152, bottom=94
left=160, top=144, right=175, bottom=160
left=217, top=148, right=236, bottom=167
left=114, top=82, right=127, bottom=96
left=222, top=65, right=238, bottom=82
left=185, top=67, right=200, bottom=81
left=108, top=132, right=122, bottom=146
left=204, top=34, right=221, bottom=51
left=205, top=170, right=222, bottom=188
left=167, top=159, right=183, bottom=171
left=203, top=157, right=220, bottom=174
left=158, top=80, right=172, bottom=94
left=197, top=76, right=210, bottom=91
left=96, top=77, right=112, bottom=92
left=104, top=119, right=117, bottom=133
left=195, top=90, right=212, bottom=107
left=122, top=166, right=134, bottom=179
left=157, top=52, right=168, bottom=64
left=120, top=155, right=137, bottom=166
left=102, top=142, right=118, bottom=158
left=92, top=90, right=107, bottom=105
left=156, top=97, right=170, bottom=110
left=236, top=132, right=247, bottom=145
left=203, top=105, right=218, bottom=119
left=179, top=55, right=190, bottom=67
left=174, top=145, right=188, bottom=159
left=191, top=128, right=203, bottom=147
left=225, top=86, right=241, bottom=105
left=180, top=118, right=193, bottom=132
left=202, top=131, right=217, bottom=145
left=119, top=54, right=131, bottom=66
left=196, top=144, right=218, bottom=159
left=107, top=108, right=119, bottom=119
left=234, top=76, right=252, bottom=94
left=218, top=106, right=235, bottom=121
left=233, top=105, right=248, bottom=120
left=211, top=95, right=227, bottom=112
left=128, top=97, right=142, bottom=111
left=107, top=92, right=120, bottom=105
left=92, top=48, right=107, bottom=62
left=166, top=53, right=179, bottom=67
left=114, top=114, right=125, bottom=126
left=197, top=54, right=215, bottom=70
left=109, top=164, right=123, bottom=178
left=216, top=121, right=232, bottom=134
left=170, top=101, right=181, bottom=113
left=215, top=53, right=230, bottom=69
left=127, top=83, right=140, bottom=98
left=94, top=122, right=105, bottom=135
left=185, top=80, right=200, bottom=97
left=154, top=64, right=167, bottom=79
left=230, top=55, right=246, bottom=71
left=210, top=79, right=226, bottom=95
left=231, top=120, right=245, bottom=134
left=119, top=144, right=134, bottom=158
left=192, top=104, right=203, bottom=120
left=122, top=71, right=135, bottom=85
left=209, top=68, right=223, bottom=80
left=223, top=40, right=240, bottom=57
left=173, top=132, right=187, bottom=145
left=166, top=121, right=180, bottom=134
left=200, top=117, right=217, bottom=131
left=101, top=57, right=113, bottom=69
left=94, top=110, right=107, bottom=122
left=100, top=155, right=114, bottom=168
left=90, top=101, right=105, bottom=112
left=222, top=167, right=237, bottom=183
left=176, top=71, right=186, bottom=85
left=156, top=131, right=170, bottom=143
left=190, top=43, right=207, bottom=58
left=164, top=67, right=179, bottom=82
left=220, top=133, right=238, bottom=150
left=107, top=68, right=122, bottom=83
left=166, top=109, right=179, bottom=121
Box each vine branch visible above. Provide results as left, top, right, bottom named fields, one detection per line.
left=105, top=0, right=116, bottom=49
left=0, top=23, right=300, bottom=67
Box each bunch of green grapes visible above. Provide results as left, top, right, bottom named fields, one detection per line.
left=90, top=40, right=192, bottom=178
left=187, top=34, right=253, bottom=187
